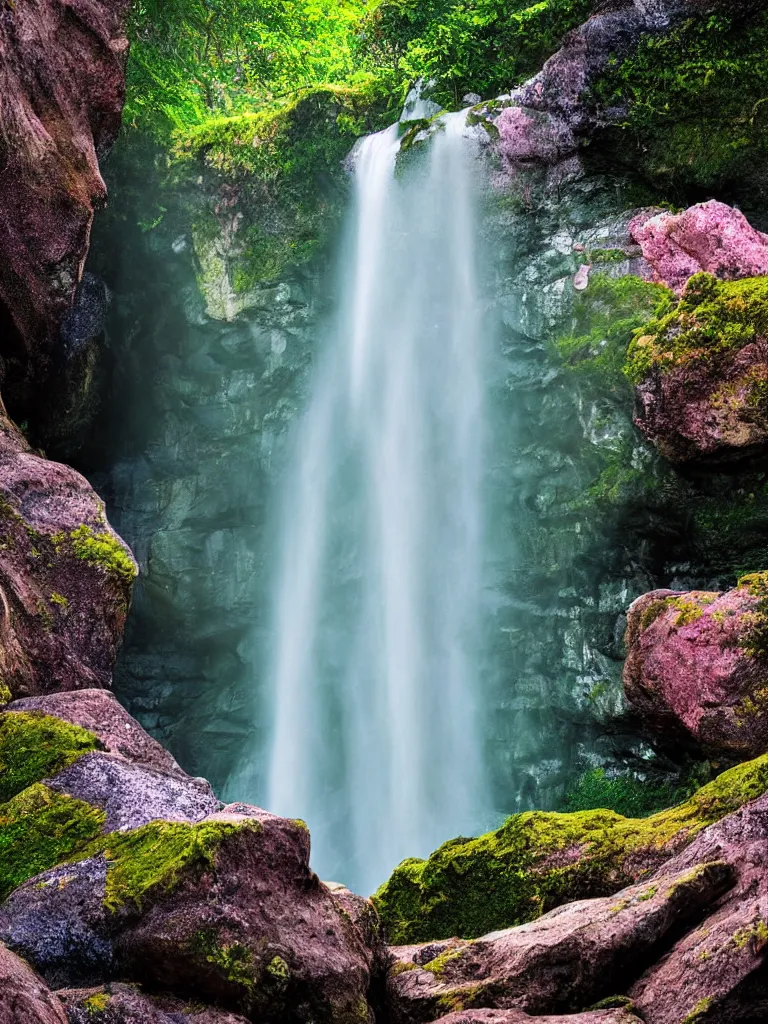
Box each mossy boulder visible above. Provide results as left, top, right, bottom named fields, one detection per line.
left=626, top=273, right=768, bottom=462
left=624, top=579, right=768, bottom=759
left=387, top=862, right=732, bottom=1022
left=373, top=754, right=768, bottom=944
left=1, top=808, right=377, bottom=1022
left=7, top=690, right=189, bottom=779
left=629, top=789, right=768, bottom=1023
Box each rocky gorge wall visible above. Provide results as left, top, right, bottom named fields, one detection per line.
left=4, top=0, right=768, bottom=1022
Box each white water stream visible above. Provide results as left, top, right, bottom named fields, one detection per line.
left=263, top=112, right=491, bottom=894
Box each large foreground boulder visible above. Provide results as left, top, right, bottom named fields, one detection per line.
left=0, top=940, right=67, bottom=1024
left=373, top=754, right=768, bottom=944
left=630, top=792, right=768, bottom=1023
left=0, top=808, right=377, bottom=1022
left=0, top=414, right=136, bottom=700
left=0, top=0, right=130, bottom=416
left=386, top=862, right=731, bottom=1023
left=624, top=577, right=768, bottom=759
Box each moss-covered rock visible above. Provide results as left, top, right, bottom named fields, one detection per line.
left=589, top=5, right=768, bottom=193
left=624, top=274, right=768, bottom=462
left=168, top=83, right=395, bottom=318
left=373, top=754, right=768, bottom=943
left=0, top=784, right=105, bottom=902
left=625, top=274, right=768, bottom=385
left=0, top=711, right=99, bottom=804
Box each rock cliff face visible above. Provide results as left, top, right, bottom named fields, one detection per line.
left=0, top=0, right=130, bottom=421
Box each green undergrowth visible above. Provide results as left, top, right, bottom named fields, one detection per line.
left=561, top=762, right=713, bottom=820
left=373, top=752, right=768, bottom=943
left=173, top=84, right=395, bottom=289
left=0, top=784, right=106, bottom=901
left=591, top=6, right=768, bottom=190
left=555, top=274, right=674, bottom=392
left=0, top=712, right=99, bottom=804
left=626, top=273, right=768, bottom=383
left=358, top=0, right=592, bottom=108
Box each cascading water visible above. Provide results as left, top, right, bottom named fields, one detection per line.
left=261, top=112, right=492, bottom=893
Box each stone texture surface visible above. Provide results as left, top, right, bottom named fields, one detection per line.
left=0, top=413, right=136, bottom=700
left=8, top=690, right=186, bottom=778
left=0, top=858, right=114, bottom=990
left=630, top=792, right=768, bottom=1023
left=386, top=862, right=732, bottom=1023
left=47, top=753, right=219, bottom=830
left=624, top=584, right=768, bottom=758
left=431, top=1011, right=640, bottom=1024
left=0, top=940, right=68, bottom=1024
left=0, top=809, right=376, bottom=1022
left=630, top=201, right=768, bottom=294
left=0, top=0, right=130, bottom=414
left=633, top=341, right=768, bottom=464
left=57, top=984, right=251, bottom=1024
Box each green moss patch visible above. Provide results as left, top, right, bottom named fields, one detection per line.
left=67, top=525, right=138, bottom=584
left=625, top=273, right=768, bottom=384
left=0, top=711, right=99, bottom=804
left=555, top=273, right=674, bottom=390
left=0, top=784, right=106, bottom=901
left=373, top=753, right=768, bottom=943
left=101, top=818, right=260, bottom=912
left=591, top=7, right=768, bottom=190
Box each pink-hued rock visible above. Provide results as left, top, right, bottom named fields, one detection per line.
left=431, top=1011, right=639, bottom=1024
left=57, top=984, right=251, bottom=1024
left=7, top=690, right=185, bottom=778
left=494, top=106, right=577, bottom=167
left=630, top=791, right=768, bottom=1023
left=0, top=413, right=136, bottom=699
left=624, top=583, right=768, bottom=758
left=630, top=202, right=768, bottom=295
left=0, top=0, right=130, bottom=407
left=386, top=862, right=732, bottom=1023
left=633, top=342, right=768, bottom=463
left=1, top=807, right=377, bottom=1022
left=0, top=941, right=67, bottom=1024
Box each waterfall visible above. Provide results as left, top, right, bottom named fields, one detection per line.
left=263, top=111, right=491, bottom=894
